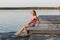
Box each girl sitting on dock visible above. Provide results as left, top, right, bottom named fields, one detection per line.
left=15, top=10, right=40, bottom=36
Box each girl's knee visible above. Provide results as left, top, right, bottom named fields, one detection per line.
left=25, top=24, right=29, bottom=26
left=25, top=24, right=29, bottom=27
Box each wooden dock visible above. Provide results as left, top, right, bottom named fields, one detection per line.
left=27, top=15, right=60, bottom=40
left=27, top=15, right=60, bottom=35
left=27, top=27, right=60, bottom=35
left=27, top=26, right=60, bottom=40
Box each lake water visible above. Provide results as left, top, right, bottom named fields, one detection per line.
left=0, top=10, right=60, bottom=33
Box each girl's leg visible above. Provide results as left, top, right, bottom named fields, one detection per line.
left=15, top=24, right=29, bottom=36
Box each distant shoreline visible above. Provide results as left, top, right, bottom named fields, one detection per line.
left=0, top=7, right=60, bottom=10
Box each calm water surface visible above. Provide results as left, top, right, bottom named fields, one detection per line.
left=0, top=10, right=60, bottom=33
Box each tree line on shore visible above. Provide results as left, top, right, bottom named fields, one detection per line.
left=0, top=6, right=60, bottom=10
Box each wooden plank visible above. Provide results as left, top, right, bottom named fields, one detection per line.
left=29, top=33, right=58, bottom=40
left=38, top=15, right=60, bottom=24
left=29, top=30, right=60, bottom=34
left=27, top=27, right=60, bottom=35
left=27, top=27, right=58, bottom=30
left=40, top=22, right=60, bottom=24
left=29, top=33, right=46, bottom=40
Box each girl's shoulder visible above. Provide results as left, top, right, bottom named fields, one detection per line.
left=33, top=16, right=38, bottom=19
left=34, top=16, right=37, bottom=18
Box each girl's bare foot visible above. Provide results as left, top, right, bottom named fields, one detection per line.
left=15, top=32, right=21, bottom=37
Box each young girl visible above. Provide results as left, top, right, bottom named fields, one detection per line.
left=15, top=10, right=40, bottom=36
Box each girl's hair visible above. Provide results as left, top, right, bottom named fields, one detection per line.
left=32, top=10, right=36, bottom=16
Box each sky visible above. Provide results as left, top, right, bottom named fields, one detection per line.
left=0, top=0, right=60, bottom=7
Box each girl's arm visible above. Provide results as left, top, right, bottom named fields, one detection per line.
left=37, top=17, right=40, bottom=24
left=36, top=17, right=40, bottom=26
